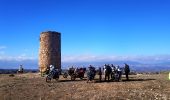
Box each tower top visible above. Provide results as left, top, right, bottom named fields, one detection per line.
left=41, top=31, right=61, bottom=35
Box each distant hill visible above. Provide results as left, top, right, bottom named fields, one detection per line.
left=0, top=69, right=38, bottom=74
left=0, top=59, right=170, bottom=73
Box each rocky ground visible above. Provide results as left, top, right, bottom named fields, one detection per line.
left=0, top=73, right=170, bottom=100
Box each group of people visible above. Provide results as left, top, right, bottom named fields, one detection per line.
left=45, top=63, right=130, bottom=82
left=102, top=63, right=130, bottom=81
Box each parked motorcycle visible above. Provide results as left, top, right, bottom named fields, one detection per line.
left=46, top=69, right=59, bottom=82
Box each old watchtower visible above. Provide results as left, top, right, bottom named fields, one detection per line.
left=39, top=31, right=61, bottom=73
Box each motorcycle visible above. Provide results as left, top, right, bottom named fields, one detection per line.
left=111, top=69, right=122, bottom=82
left=67, top=67, right=86, bottom=81
left=46, top=69, right=59, bottom=82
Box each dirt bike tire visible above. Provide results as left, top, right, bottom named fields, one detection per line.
left=46, top=76, right=51, bottom=82
left=80, top=77, right=83, bottom=80
left=63, top=73, right=68, bottom=78
left=55, top=77, right=59, bottom=81
left=71, top=74, right=76, bottom=81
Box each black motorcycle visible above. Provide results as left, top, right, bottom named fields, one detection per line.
left=46, top=69, right=59, bottom=82
left=111, top=70, right=122, bottom=82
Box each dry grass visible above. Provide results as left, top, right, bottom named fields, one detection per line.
left=0, top=73, right=170, bottom=100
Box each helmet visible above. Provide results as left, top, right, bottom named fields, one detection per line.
left=50, top=65, right=53, bottom=68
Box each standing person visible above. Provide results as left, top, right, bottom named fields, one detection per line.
left=18, top=65, right=24, bottom=73
left=87, top=65, right=96, bottom=83
left=111, top=64, right=115, bottom=80
left=124, top=63, right=130, bottom=81
left=103, top=64, right=107, bottom=75
left=98, top=67, right=102, bottom=82
left=117, top=65, right=122, bottom=81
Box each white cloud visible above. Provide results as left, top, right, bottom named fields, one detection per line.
left=61, top=55, right=122, bottom=62
left=0, top=46, right=6, bottom=50
left=62, top=54, right=135, bottom=62
left=0, top=46, right=37, bottom=62
left=62, top=54, right=170, bottom=64
left=0, top=54, right=36, bottom=61
left=0, top=53, right=170, bottom=65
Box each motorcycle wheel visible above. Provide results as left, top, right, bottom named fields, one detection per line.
left=55, top=77, right=59, bottom=81
left=46, top=76, right=51, bottom=82
left=63, top=73, right=68, bottom=78
left=71, top=74, right=76, bottom=81
left=80, top=77, right=83, bottom=80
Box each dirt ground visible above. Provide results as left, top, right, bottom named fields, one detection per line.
left=0, top=73, right=170, bottom=100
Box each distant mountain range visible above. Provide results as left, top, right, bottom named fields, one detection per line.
left=0, top=59, right=170, bottom=72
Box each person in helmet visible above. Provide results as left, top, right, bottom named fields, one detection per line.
left=87, top=65, right=96, bottom=83
left=18, top=65, right=24, bottom=73
left=98, top=67, right=102, bottom=82
left=49, top=65, right=55, bottom=73
left=124, top=63, right=130, bottom=81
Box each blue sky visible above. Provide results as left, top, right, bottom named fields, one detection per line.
left=0, top=0, right=170, bottom=68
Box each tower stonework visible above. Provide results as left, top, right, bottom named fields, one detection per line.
left=39, top=31, right=61, bottom=73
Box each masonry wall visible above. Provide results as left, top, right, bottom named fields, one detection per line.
left=39, top=31, right=61, bottom=72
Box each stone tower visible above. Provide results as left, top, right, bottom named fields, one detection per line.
left=39, top=31, right=61, bottom=73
